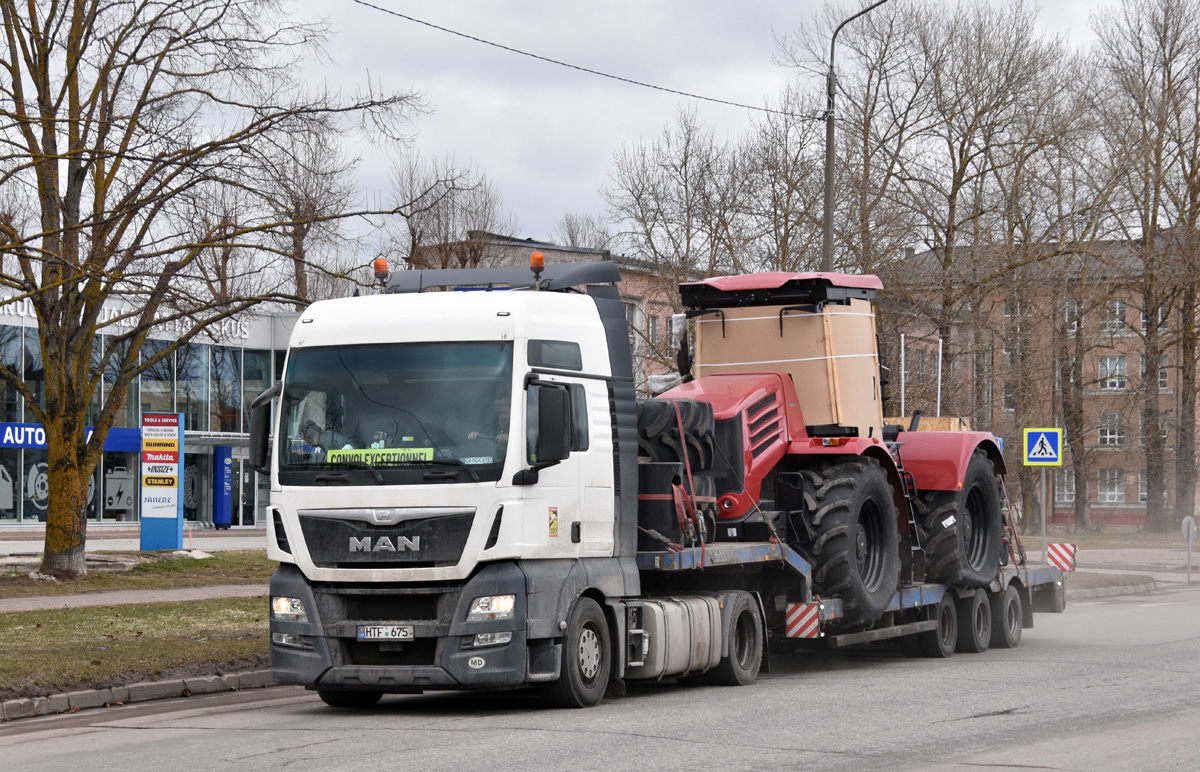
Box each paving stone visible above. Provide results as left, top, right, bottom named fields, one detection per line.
left=184, top=676, right=226, bottom=695
left=128, top=680, right=187, bottom=703
left=2, top=699, right=36, bottom=719
left=67, top=689, right=114, bottom=710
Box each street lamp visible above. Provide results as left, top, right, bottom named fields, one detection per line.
left=822, top=0, right=895, bottom=272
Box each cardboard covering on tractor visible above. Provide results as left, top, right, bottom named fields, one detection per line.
left=692, top=300, right=883, bottom=441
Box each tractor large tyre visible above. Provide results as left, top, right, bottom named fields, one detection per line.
left=801, top=457, right=900, bottom=630
left=916, top=451, right=1003, bottom=589
left=636, top=399, right=715, bottom=470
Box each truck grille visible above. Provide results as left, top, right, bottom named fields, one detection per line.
left=298, top=508, right=475, bottom=568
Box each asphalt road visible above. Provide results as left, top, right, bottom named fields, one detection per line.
left=2, top=584, right=1198, bottom=772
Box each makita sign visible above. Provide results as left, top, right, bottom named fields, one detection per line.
left=350, top=536, right=421, bottom=553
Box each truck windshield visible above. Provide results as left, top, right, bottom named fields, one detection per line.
left=278, top=342, right=514, bottom=485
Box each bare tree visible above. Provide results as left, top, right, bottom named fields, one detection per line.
left=553, top=213, right=614, bottom=251
left=0, top=0, right=420, bottom=576
left=391, top=154, right=518, bottom=269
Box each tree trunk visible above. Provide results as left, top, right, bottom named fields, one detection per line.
left=1176, top=283, right=1197, bottom=522
left=39, top=434, right=91, bottom=578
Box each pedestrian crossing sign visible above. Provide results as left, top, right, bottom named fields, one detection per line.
left=1023, top=428, right=1062, bottom=466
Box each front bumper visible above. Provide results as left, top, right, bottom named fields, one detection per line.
left=268, top=562, right=560, bottom=692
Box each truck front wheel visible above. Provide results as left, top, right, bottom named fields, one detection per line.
left=541, top=597, right=611, bottom=708
left=317, top=689, right=382, bottom=708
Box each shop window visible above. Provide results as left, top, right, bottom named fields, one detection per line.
left=0, top=448, right=18, bottom=522
left=87, top=336, right=103, bottom=426
left=102, top=452, right=139, bottom=522
left=210, top=346, right=242, bottom=432
left=140, top=340, right=174, bottom=415
left=242, top=349, right=271, bottom=432
left=22, top=327, right=45, bottom=420
left=103, top=336, right=140, bottom=429
left=176, top=343, right=209, bottom=431
left=0, top=324, right=21, bottom=422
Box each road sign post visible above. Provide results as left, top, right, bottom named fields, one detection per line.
left=1023, top=428, right=1063, bottom=566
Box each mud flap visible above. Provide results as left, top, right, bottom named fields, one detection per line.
left=1030, top=578, right=1066, bottom=614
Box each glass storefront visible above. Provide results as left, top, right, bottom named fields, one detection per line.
left=0, top=310, right=292, bottom=528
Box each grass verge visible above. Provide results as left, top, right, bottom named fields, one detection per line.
left=1014, top=531, right=1185, bottom=551
left=0, top=550, right=274, bottom=599
left=0, top=597, right=268, bottom=702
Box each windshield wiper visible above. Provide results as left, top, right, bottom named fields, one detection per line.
left=327, top=460, right=384, bottom=484
left=410, top=458, right=481, bottom=482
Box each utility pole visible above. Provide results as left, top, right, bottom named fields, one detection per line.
left=822, top=0, right=895, bottom=272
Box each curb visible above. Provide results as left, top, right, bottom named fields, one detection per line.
left=1, top=670, right=276, bottom=722
left=1066, top=581, right=1156, bottom=600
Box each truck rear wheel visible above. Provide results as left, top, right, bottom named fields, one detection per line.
left=955, top=589, right=991, bottom=653
left=707, top=592, right=762, bottom=686
left=317, top=689, right=383, bottom=708
left=918, top=594, right=957, bottom=658
left=917, top=451, right=1002, bottom=588
left=804, top=457, right=900, bottom=629
left=541, top=597, right=611, bottom=708
left=990, top=584, right=1023, bottom=649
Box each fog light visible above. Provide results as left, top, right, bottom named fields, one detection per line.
left=467, top=594, right=515, bottom=621
left=271, top=596, right=308, bottom=622
left=472, top=631, right=513, bottom=647
left=271, top=632, right=312, bottom=649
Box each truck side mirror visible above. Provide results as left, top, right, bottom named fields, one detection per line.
left=535, top=385, right=571, bottom=464
left=249, top=382, right=281, bottom=474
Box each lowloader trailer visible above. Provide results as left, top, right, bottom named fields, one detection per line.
left=251, top=259, right=1065, bottom=708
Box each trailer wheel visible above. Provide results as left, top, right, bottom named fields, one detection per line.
left=541, top=597, right=611, bottom=708
left=989, top=584, right=1023, bottom=649
left=805, top=457, right=900, bottom=629
left=317, top=689, right=382, bottom=708
left=918, top=594, right=957, bottom=658
left=917, top=451, right=1002, bottom=589
left=708, top=592, right=763, bottom=686
left=955, top=589, right=992, bottom=653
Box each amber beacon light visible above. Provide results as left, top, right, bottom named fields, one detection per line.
left=530, top=251, right=545, bottom=288
left=373, top=257, right=390, bottom=286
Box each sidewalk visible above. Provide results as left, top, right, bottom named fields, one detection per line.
left=0, top=527, right=267, bottom=557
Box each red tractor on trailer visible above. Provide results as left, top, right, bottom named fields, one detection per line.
left=259, top=262, right=1065, bottom=708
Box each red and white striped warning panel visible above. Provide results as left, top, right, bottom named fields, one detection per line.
left=1047, top=543, right=1077, bottom=572
left=786, top=602, right=821, bottom=638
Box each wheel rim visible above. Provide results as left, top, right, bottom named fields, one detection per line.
left=963, top=484, right=989, bottom=570
left=733, top=610, right=755, bottom=669
left=973, top=599, right=988, bottom=642
left=1005, top=596, right=1021, bottom=638
left=939, top=602, right=955, bottom=647
left=856, top=498, right=887, bottom=592
left=578, top=625, right=601, bottom=682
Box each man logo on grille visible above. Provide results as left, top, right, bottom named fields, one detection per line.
left=349, top=536, right=421, bottom=552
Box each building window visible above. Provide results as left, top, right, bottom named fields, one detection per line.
left=175, top=343, right=209, bottom=432
left=1098, top=413, right=1124, bottom=447
left=1140, top=354, right=1169, bottom=391
left=1002, top=381, right=1016, bottom=412
left=1055, top=469, right=1076, bottom=504
left=210, top=346, right=242, bottom=433
left=1064, top=298, right=1081, bottom=335
left=0, top=325, right=21, bottom=422
left=22, top=327, right=45, bottom=419
left=1098, top=469, right=1125, bottom=503
left=1003, top=298, right=1031, bottom=318
left=647, top=314, right=660, bottom=350
left=1139, top=414, right=1170, bottom=446
left=1139, top=470, right=1148, bottom=503
left=1100, top=299, right=1126, bottom=334
left=624, top=300, right=642, bottom=353
left=140, top=340, right=174, bottom=415
left=1098, top=356, right=1127, bottom=390
left=1141, top=305, right=1168, bottom=334
left=242, top=349, right=272, bottom=432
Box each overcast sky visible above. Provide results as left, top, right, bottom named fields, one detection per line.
left=295, top=0, right=1101, bottom=246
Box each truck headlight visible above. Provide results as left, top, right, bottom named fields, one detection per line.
left=271, top=596, right=308, bottom=622
left=467, top=594, right=515, bottom=621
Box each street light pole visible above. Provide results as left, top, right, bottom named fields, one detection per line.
left=822, top=0, right=895, bottom=272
